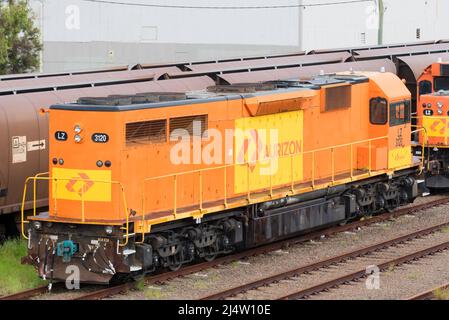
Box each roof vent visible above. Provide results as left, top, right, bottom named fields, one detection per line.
left=77, top=92, right=187, bottom=105
left=136, top=92, right=187, bottom=102
left=77, top=96, right=132, bottom=106
left=207, top=83, right=277, bottom=93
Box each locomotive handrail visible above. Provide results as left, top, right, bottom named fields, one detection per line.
left=139, top=134, right=397, bottom=240
left=412, top=115, right=448, bottom=145
left=410, top=127, right=429, bottom=173
left=33, top=172, right=49, bottom=217
left=21, top=176, right=130, bottom=247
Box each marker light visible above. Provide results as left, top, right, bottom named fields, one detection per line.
left=52, top=158, right=58, bottom=165
left=105, top=226, right=113, bottom=235
left=74, top=134, right=82, bottom=143
left=105, top=160, right=111, bottom=167
left=427, top=103, right=432, bottom=108
left=58, top=158, right=64, bottom=165
left=74, top=124, right=82, bottom=134
left=96, top=160, right=103, bottom=167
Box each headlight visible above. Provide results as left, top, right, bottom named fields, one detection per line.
left=33, top=221, right=42, bottom=230
left=438, top=109, right=443, bottom=115
left=74, top=134, right=82, bottom=143
left=74, top=124, right=82, bottom=134
left=105, top=226, right=113, bottom=235
left=437, top=102, right=443, bottom=108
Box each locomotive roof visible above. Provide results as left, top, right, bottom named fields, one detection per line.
left=50, top=74, right=369, bottom=112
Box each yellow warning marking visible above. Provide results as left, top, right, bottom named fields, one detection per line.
left=423, top=117, right=449, bottom=138
left=388, top=146, right=411, bottom=169
left=52, top=168, right=112, bottom=202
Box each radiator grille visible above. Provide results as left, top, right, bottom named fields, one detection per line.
left=324, top=85, right=351, bottom=112
left=126, top=119, right=167, bottom=145
left=169, top=115, right=208, bottom=137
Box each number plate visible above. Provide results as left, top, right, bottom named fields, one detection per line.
left=91, top=133, right=109, bottom=143
left=55, top=131, right=68, bottom=141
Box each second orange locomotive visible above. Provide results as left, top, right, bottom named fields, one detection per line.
left=23, top=71, right=421, bottom=283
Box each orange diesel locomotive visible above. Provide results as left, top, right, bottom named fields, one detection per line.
left=415, top=61, right=449, bottom=188
left=22, top=72, right=421, bottom=283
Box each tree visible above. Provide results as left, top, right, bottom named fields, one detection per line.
left=0, top=0, right=42, bottom=74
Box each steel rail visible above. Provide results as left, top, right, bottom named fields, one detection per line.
left=5, top=196, right=448, bottom=301
left=407, top=282, right=449, bottom=300
left=278, top=240, right=449, bottom=300
left=0, top=283, right=63, bottom=300
left=200, top=221, right=449, bottom=300
left=73, top=196, right=449, bottom=300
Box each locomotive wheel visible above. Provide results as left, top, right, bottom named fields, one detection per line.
left=168, top=262, right=182, bottom=272
left=167, top=255, right=183, bottom=271
left=203, top=244, right=219, bottom=262
left=204, top=253, right=217, bottom=262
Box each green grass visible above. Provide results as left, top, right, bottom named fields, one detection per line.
left=0, top=239, right=46, bottom=296
left=440, top=226, right=449, bottom=234
left=433, top=287, right=449, bottom=300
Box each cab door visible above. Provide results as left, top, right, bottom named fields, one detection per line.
left=387, top=100, right=412, bottom=170
left=367, top=97, right=389, bottom=171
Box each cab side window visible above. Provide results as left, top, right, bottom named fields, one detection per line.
left=390, top=100, right=411, bottom=126
left=370, top=97, right=388, bottom=125
left=419, top=80, right=432, bottom=95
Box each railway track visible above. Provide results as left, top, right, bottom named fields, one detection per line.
left=0, top=284, right=54, bottom=301
left=200, top=221, right=449, bottom=300
left=2, top=195, right=449, bottom=300
left=277, top=240, right=449, bottom=300
left=407, top=282, right=449, bottom=300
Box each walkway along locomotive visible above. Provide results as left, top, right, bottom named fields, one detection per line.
left=21, top=71, right=424, bottom=283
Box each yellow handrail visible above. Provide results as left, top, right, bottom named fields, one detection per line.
left=21, top=176, right=130, bottom=247
left=33, top=172, right=49, bottom=217
left=140, top=134, right=391, bottom=236
left=411, top=127, right=429, bottom=173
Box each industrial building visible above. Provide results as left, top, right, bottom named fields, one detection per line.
left=27, top=0, right=449, bottom=72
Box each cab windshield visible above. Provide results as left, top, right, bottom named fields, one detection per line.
left=434, top=77, right=449, bottom=92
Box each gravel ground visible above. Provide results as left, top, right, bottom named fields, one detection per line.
left=231, top=230, right=449, bottom=299
left=307, top=249, right=449, bottom=300
left=102, top=193, right=449, bottom=300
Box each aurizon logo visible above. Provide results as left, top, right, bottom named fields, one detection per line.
left=236, top=129, right=302, bottom=172
left=430, top=119, right=448, bottom=135
left=65, top=173, right=94, bottom=197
